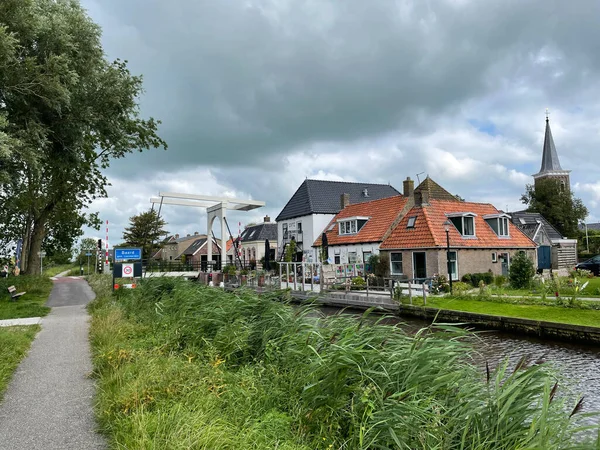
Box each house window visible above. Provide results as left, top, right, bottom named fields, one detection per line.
left=485, top=215, right=510, bottom=237
left=348, top=252, right=357, bottom=264
left=282, top=223, right=288, bottom=240
left=334, top=249, right=340, bottom=265
left=492, top=252, right=497, bottom=263
left=449, top=215, right=476, bottom=237
left=448, top=251, right=458, bottom=281
left=338, top=217, right=369, bottom=235
left=390, top=253, right=403, bottom=275
left=407, top=216, right=417, bottom=228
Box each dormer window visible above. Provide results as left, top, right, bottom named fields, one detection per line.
left=446, top=212, right=477, bottom=237
left=484, top=214, right=511, bottom=237
left=338, top=216, right=369, bottom=235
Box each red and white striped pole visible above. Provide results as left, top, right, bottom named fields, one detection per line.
left=105, top=220, right=109, bottom=268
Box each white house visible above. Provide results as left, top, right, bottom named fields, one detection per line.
left=275, top=179, right=400, bottom=262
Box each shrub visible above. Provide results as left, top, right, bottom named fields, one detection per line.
left=451, top=281, right=472, bottom=294
left=431, top=274, right=449, bottom=294
left=462, top=272, right=494, bottom=287
left=351, top=276, right=365, bottom=287
left=494, top=275, right=507, bottom=288
left=223, top=264, right=237, bottom=276
left=509, top=252, right=535, bottom=289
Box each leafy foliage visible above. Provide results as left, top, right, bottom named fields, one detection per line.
left=122, top=210, right=168, bottom=260
left=509, top=252, right=536, bottom=289
left=0, top=0, right=167, bottom=274
left=521, top=178, right=587, bottom=238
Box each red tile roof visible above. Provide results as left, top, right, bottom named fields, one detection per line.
left=381, top=199, right=536, bottom=249
left=313, top=195, right=409, bottom=246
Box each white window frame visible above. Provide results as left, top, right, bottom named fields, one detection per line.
left=483, top=214, right=511, bottom=238
left=448, top=251, right=458, bottom=281
left=390, top=252, right=403, bottom=275
left=348, top=251, right=357, bottom=264
left=446, top=212, right=477, bottom=238
left=492, top=252, right=498, bottom=263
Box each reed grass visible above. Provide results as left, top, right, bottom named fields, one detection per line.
left=87, top=275, right=598, bottom=449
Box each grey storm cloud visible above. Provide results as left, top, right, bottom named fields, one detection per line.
left=78, top=0, right=600, bottom=243
left=84, top=0, right=600, bottom=174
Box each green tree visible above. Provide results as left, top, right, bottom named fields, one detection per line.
left=509, top=252, right=535, bottom=289
left=521, top=179, right=587, bottom=238
left=122, top=210, right=168, bottom=259
left=0, top=0, right=167, bottom=274
left=284, top=239, right=297, bottom=262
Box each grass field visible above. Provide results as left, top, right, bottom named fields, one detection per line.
left=0, top=325, right=40, bottom=400
left=0, top=276, right=53, bottom=320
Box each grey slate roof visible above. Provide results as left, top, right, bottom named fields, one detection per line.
left=276, top=179, right=400, bottom=222
left=581, top=222, right=600, bottom=231
left=510, top=211, right=564, bottom=240
left=175, top=234, right=205, bottom=244
left=182, top=238, right=207, bottom=256
left=240, top=223, right=277, bottom=242
left=536, top=118, right=564, bottom=174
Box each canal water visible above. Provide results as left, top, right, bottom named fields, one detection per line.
left=318, top=306, right=600, bottom=414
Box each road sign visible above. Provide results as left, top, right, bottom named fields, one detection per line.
left=114, top=248, right=142, bottom=261
left=122, top=263, right=134, bottom=277
left=38, top=251, right=46, bottom=257
left=85, top=252, right=92, bottom=256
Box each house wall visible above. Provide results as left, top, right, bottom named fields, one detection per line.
left=381, top=248, right=537, bottom=280
left=277, top=214, right=335, bottom=262
left=238, top=240, right=277, bottom=263
left=325, top=243, right=380, bottom=264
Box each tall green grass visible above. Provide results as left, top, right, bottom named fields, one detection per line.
left=87, top=275, right=598, bottom=449
left=0, top=325, right=40, bottom=400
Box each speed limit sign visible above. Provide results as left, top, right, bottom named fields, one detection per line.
left=122, top=263, right=134, bottom=277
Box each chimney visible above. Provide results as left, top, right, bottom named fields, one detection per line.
left=340, top=193, right=350, bottom=209
left=403, top=177, right=414, bottom=197
left=175, top=234, right=179, bottom=239
left=415, top=190, right=429, bottom=206
left=264, top=215, right=270, bottom=223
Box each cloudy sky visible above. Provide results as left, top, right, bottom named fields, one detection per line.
left=79, top=0, right=600, bottom=244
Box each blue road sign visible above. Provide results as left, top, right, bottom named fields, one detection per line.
left=85, top=252, right=92, bottom=256
left=114, top=248, right=142, bottom=261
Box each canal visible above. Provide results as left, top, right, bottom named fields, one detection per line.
left=318, top=306, right=600, bottom=414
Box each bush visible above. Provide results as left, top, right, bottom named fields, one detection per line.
left=494, top=275, right=507, bottom=288
left=462, top=272, right=494, bottom=287
left=351, top=276, right=365, bottom=287
left=431, top=274, right=449, bottom=294
left=509, top=252, right=535, bottom=289
left=451, top=281, right=472, bottom=294
left=223, top=264, right=237, bottom=275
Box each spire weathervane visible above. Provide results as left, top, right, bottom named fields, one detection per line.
left=545, top=108, right=550, bottom=121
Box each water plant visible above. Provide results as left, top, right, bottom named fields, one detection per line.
left=87, top=275, right=599, bottom=449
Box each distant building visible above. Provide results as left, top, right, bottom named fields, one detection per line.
left=533, top=114, right=571, bottom=192
left=227, top=216, right=277, bottom=267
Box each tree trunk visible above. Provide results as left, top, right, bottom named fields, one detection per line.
left=20, top=213, right=33, bottom=272
left=25, top=213, right=47, bottom=275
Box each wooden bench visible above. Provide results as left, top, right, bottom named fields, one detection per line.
left=8, top=285, right=26, bottom=301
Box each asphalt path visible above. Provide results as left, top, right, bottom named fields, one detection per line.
left=0, top=277, right=105, bottom=449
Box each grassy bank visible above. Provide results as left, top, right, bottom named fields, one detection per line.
left=43, top=264, right=78, bottom=277
left=0, top=276, right=52, bottom=320
left=88, top=275, right=597, bottom=449
left=0, top=325, right=40, bottom=400
left=427, top=297, right=600, bottom=328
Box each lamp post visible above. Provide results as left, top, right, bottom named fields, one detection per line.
left=443, top=220, right=453, bottom=295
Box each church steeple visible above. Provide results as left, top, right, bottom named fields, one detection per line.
left=533, top=111, right=571, bottom=190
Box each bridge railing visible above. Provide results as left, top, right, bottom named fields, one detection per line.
left=143, top=259, right=220, bottom=273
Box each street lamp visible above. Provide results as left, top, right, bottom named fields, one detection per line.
left=443, top=220, right=453, bottom=295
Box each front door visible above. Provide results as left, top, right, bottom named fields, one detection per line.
left=537, top=246, right=551, bottom=270
left=413, top=252, right=427, bottom=280
left=500, top=253, right=510, bottom=276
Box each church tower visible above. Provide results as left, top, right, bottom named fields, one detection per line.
left=533, top=111, right=570, bottom=191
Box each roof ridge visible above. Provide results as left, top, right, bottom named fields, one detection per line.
left=306, top=178, right=395, bottom=187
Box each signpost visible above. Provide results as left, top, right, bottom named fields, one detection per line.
left=38, top=251, right=46, bottom=275
left=85, top=252, right=92, bottom=275
left=112, top=248, right=143, bottom=291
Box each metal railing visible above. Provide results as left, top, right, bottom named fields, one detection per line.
left=144, top=259, right=220, bottom=272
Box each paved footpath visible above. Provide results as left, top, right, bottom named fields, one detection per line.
left=0, top=277, right=106, bottom=449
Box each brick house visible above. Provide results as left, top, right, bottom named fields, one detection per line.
left=379, top=197, right=537, bottom=280
left=314, top=176, right=536, bottom=280
left=181, top=237, right=223, bottom=269
left=226, top=216, right=278, bottom=267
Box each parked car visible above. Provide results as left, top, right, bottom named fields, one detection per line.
left=575, top=255, right=600, bottom=276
